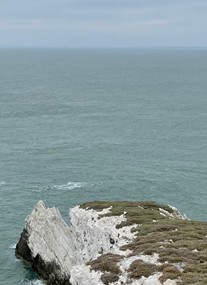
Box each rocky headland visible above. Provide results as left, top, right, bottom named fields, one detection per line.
left=16, top=200, right=207, bottom=285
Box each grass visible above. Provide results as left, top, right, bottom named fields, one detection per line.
left=86, top=253, right=122, bottom=285
left=128, top=260, right=160, bottom=279
left=81, top=201, right=207, bottom=285
left=87, top=253, right=122, bottom=275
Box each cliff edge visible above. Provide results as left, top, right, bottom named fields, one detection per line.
left=16, top=200, right=207, bottom=285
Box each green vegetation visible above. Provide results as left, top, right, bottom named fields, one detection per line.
left=81, top=201, right=207, bottom=285
left=87, top=253, right=122, bottom=285
left=128, top=260, right=160, bottom=279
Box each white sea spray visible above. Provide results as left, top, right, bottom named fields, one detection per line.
left=0, top=181, right=6, bottom=187
left=51, top=182, right=86, bottom=191
left=9, top=243, right=16, bottom=249
left=29, top=279, right=44, bottom=285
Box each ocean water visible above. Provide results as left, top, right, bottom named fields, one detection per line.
left=0, top=48, right=207, bottom=284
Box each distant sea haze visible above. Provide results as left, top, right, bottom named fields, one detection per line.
left=0, top=48, right=207, bottom=284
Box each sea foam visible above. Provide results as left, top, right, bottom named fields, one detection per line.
left=9, top=243, right=16, bottom=249
left=28, top=280, right=43, bottom=285
left=29, top=279, right=43, bottom=285
left=0, top=181, right=6, bottom=187
left=51, top=182, right=86, bottom=191
left=19, top=278, right=43, bottom=285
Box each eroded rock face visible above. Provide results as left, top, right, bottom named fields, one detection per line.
left=16, top=200, right=74, bottom=284
left=16, top=200, right=207, bottom=285
left=16, top=200, right=136, bottom=285
left=16, top=228, right=32, bottom=262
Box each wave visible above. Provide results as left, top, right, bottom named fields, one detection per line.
left=28, top=280, right=44, bottom=285
left=51, top=182, right=87, bottom=191
left=0, top=181, right=6, bottom=187
left=19, top=278, right=44, bottom=285
left=9, top=243, right=16, bottom=249
left=32, top=182, right=87, bottom=193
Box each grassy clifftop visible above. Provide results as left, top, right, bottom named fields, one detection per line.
left=81, top=201, right=207, bottom=285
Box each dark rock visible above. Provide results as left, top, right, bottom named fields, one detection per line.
left=110, top=237, right=115, bottom=245
left=15, top=229, right=32, bottom=262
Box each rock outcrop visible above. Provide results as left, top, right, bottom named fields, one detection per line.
left=16, top=200, right=207, bottom=285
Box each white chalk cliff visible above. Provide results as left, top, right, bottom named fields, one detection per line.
left=16, top=200, right=186, bottom=285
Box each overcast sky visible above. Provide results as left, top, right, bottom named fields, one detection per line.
left=0, top=0, right=207, bottom=48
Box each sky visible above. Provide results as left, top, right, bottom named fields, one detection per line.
left=0, top=0, right=207, bottom=48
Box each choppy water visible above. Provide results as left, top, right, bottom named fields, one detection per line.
left=0, top=48, right=207, bottom=284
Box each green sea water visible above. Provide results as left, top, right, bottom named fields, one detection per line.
left=0, top=48, right=207, bottom=284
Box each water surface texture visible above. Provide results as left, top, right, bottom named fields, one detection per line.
left=0, top=49, right=207, bottom=284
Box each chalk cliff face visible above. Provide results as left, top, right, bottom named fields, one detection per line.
left=16, top=200, right=137, bottom=285
left=16, top=201, right=207, bottom=285
left=16, top=201, right=75, bottom=284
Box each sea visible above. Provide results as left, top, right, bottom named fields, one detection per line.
left=0, top=48, right=207, bottom=284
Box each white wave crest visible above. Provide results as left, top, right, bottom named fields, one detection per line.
left=9, top=243, right=16, bottom=249
left=24, top=279, right=44, bottom=285
left=28, top=280, right=44, bottom=285
left=52, top=182, right=86, bottom=191
left=0, top=181, right=6, bottom=186
left=20, top=278, right=44, bottom=285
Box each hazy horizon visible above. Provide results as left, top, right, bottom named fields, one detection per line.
left=1, top=0, right=207, bottom=48
left=1, top=46, right=207, bottom=50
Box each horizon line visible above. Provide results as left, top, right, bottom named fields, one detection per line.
left=1, top=46, right=207, bottom=51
